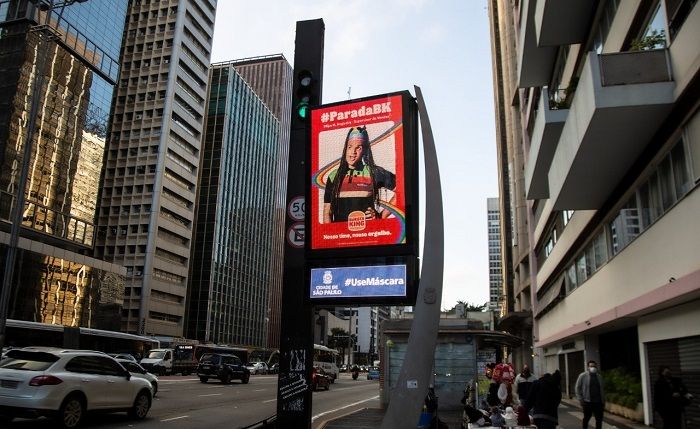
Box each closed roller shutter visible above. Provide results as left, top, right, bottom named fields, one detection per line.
left=646, top=335, right=700, bottom=428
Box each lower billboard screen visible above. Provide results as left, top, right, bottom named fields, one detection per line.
left=309, top=264, right=407, bottom=299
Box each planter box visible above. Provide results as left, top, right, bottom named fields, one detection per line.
left=605, top=402, right=644, bottom=422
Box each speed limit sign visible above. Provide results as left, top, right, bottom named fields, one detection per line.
left=288, top=196, right=305, bottom=221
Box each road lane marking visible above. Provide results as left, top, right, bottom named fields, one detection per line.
left=263, top=398, right=277, bottom=403
left=311, top=395, right=379, bottom=422
left=198, top=393, right=224, bottom=397
left=253, top=389, right=266, bottom=392
left=161, top=416, right=189, bottom=422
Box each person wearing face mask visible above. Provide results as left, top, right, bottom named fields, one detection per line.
left=575, top=360, right=605, bottom=429
left=514, top=364, right=537, bottom=405
left=654, top=366, right=691, bottom=429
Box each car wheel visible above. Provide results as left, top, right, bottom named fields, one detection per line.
left=241, top=373, right=250, bottom=384
left=325, top=383, right=330, bottom=391
left=58, top=394, right=85, bottom=429
left=128, top=390, right=151, bottom=420
left=151, top=381, right=158, bottom=397
left=200, top=376, right=208, bottom=383
left=159, top=367, right=166, bottom=376
left=221, top=372, right=231, bottom=384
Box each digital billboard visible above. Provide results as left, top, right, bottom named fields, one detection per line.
left=306, top=255, right=419, bottom=305
left=310, top=264, right=407, bottom=299
left=308, top=92, right=417, bottom=254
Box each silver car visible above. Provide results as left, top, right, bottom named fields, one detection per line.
left=116, top=359, right=159, bottom=396
left=0, top=347, right=153, bottom=428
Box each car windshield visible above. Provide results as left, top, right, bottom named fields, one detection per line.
left=200, top=354, right=220, bottom=364
left=0, top=350, right=59, bottom=371
left=147, top=351, right=166, bottom=359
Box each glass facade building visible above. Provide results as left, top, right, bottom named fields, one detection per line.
left=0, top=0, right=128, bottom=330
left=230, top=55, right=292, bottom=349
left=186, top=64, right=279, bottom=347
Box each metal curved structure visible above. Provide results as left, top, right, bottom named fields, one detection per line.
left=381, top=85, right=444, bottom=428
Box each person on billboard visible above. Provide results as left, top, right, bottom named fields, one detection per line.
left=323, top=126, right=396, bottom=223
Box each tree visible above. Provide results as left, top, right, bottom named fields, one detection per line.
left=444, top=301, right=488, bottom=314
left=327, top=327, right=355, bottom=351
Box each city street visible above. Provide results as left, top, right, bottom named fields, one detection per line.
left=5, top=373, right=380, bottom=429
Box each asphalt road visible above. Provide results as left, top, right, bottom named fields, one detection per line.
left=6, top=373, right=381, bottom=429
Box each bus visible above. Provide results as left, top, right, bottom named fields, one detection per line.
left=3, top=319, right=159, bottom=359
left=172, top=343, right=250, bottom=375
left=313, top=344, right=340, bottom=382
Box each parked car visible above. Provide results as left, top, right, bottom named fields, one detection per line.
left=197, top=353, right=249, bottom=384
left=117, top=359, right=159, bottom=396
left=367, top=367, right=380, bottom=380
left=245, top=361, right=268, bottom=375
left=310, top=366, right=331, bottom=391
left=268, top=363, right=279, bottom=374
left=0, top=347, right=152, bottom=428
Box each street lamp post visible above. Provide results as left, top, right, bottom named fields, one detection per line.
left=0, top=0, right=87, bottom=351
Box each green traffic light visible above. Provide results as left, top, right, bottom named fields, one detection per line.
left=297, top=102, right=310, bottom=119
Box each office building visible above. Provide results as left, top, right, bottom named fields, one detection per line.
left=185, top=62, right=279, bottom=347
left=95, top=0, right=217, bottom=338
left=0, top=0, right=129, bottom=330
left=230, top=55, right=292, bottom=349
left=488, top=1, right=700, bottom=425
left=487, top=197, right=503, bottom=312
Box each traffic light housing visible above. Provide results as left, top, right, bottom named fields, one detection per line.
left=295, top=69, right=316, bottom=120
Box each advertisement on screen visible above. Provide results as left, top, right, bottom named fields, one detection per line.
left=309, top=264, right=407, bottom=299
left=309, top=93, right=413, bottom=251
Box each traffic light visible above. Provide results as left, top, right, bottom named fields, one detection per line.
left=295, top=70, right=316, bottom=120
left=290, top=19, right=323, bottom=127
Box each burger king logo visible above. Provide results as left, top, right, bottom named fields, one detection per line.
left=347, top=211, right=366, bottom=231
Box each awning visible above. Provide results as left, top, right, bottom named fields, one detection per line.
left=534, top=277, right=565, bottom=318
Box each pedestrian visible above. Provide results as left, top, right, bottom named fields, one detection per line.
left=654, top=365, right=692, bottom=429
left=514, top=364, right=536, bottom=404
left=524, top=372, right=561, bottom=429
left=575, top=360, right=605, bottom=429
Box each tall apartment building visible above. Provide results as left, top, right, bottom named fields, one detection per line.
left=487, top=197, right=503, bottom=312
left=230, top=55, right=292, bottom=349
left=489, top=1, right=700, bottom=425
left=487, top=0, right=534, bottom=373
left=185, top=62, right=279, bottom=347
left=0, top=0, right=129, bottom=330
left=96, top=0, right=217, bottom=338
left=356, top=306, right=389, bottom=364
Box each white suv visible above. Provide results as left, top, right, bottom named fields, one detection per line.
left=0, top=347, right=153, bottom=428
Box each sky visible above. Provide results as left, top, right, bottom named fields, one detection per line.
left=210, top=0, right=498, bottom=310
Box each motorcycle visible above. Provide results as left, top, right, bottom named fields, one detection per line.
left=351, top=367, right=359, bottom=380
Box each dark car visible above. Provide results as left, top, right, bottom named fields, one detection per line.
left=197, top=353, right=250, bottom=384
left=311, top=366, right=331, bottom=391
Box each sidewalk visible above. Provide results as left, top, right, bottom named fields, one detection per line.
left=320, top=399, right=650, bottom=429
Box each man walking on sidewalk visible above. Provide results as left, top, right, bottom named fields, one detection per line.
left=575, top=360, right=605, bottom=429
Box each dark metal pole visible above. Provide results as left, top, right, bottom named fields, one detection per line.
left=276, top=19, right=324, bottom=428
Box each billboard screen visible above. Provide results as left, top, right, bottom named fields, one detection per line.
left=309, top=93, right=414, bottom=251
left=309, top=264, right=407, bottom=299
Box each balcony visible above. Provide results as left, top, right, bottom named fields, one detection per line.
left=525, top=87, right=568, bottom=199
left=535, top=0, right=596, bottom=46
left=548, top=50, right=675, bottom=210
left=517, top=0, right=557, bottom=88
